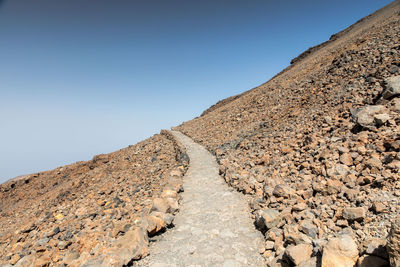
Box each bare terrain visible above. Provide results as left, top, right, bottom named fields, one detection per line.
left=1, top=1, right=400, bottom=266
left=0, top=132, right=188, bottom=265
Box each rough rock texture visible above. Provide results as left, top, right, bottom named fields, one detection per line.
left=285, top=243, right=313, bottom=265
left=388, top=218, right=400, bottom=267
left=322, top=234, right=359, bottom=267
left=358, top=254, right=389, bottom=267
left=0, top=131, right=188, bottom=266
left=175, top=1, right=400, bottom=265
left=383, top=76, right=400, bottom=99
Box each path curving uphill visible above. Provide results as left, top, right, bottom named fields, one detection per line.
left=139, top=131, right=265, bottom=267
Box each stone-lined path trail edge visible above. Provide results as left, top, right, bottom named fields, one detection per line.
left=138, top=131, right=265, bottom=267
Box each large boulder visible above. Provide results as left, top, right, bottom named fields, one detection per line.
left=352, top=105, right=390, bottom=128
left=322, top=235, right=359, bottom=267
left=103, top=228, right=149, bottom=265
left=383, top=76, right=400, bottom=99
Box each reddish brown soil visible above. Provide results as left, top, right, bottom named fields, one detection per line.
left=0, top=133, right=186, bottom=265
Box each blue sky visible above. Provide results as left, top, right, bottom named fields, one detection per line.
left=0, top=0, right=393, bottom=182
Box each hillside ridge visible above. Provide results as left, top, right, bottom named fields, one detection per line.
left=201, top=0, right=400, bottom=118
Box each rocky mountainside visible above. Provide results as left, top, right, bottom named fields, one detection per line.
left=2, top=1, right=400, bottom=267
left=175, top=1, right=400, bottom=266
left=0, top=131, right=188, bottom=265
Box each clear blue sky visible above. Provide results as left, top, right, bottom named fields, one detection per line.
left=0, top=0, right=393, bottom=182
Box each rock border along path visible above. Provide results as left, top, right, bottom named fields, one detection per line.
left=139, top=131, right=265, bottom=266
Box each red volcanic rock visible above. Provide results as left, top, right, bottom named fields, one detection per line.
left=0, top=132, right=188, bottom=265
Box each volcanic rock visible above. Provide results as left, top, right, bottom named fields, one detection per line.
left=352, top=105, right=389, bottom=128
left=388, top=218, right=400, bottom=267
left=383, top=75, right=400, bottom=99
left=321, top=235, right=359, bottom=267
left=342, top=207, right=366, bottom=222
left=255, top=209, right=281, bottom=232
left=284, top=243, right=313, bottom=265
left=357, top=255, right=388, bottom=267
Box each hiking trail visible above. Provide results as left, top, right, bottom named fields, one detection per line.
left=138, top=131, right=265, bottom=267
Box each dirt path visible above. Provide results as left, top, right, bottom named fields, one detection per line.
left=139, top=131, right=265, bottom=267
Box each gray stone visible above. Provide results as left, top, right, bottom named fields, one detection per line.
left=222, top=259, right=241, bottom=267
left=383, top=76, right=400, bottom=99
left=352, top=105, right=389, bottom=127
left=36, top=238, right=49, bottom=246
left=255, top=209, right=281, bottom=232
left=313, top=239, right=328, bottom=255
left=283, top=224, right=312, bottom=245
left=327, top=164, right=349, bottom=178
left=299, top=220, right=318, bottom=239
left=390, top=65, right=399, bottom=74
left=343, top=207, right=366, bottom=222
left=80, top=257, right=106, bottom=267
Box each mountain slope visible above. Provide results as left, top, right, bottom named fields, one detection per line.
left=2, top=1, right=400, bottom=266
left=0, top=132, right=188, bottom=265
left=176, top=1, right=400, bottom=265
